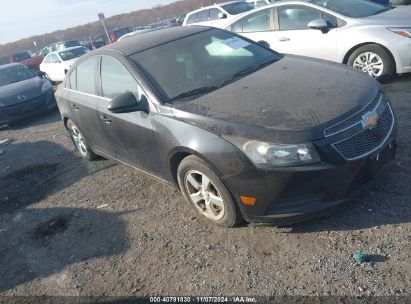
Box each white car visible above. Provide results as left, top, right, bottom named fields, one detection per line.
left=183, top=1, right=255, bottom=27
left=223, top=0, right=411, bottom=81
left=40, top=46, right=89, bottom=82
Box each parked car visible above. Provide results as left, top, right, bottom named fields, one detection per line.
left=40, top=46, right=89, bottom=82
left=183, top=1, right=255, bottom=27
left=222, top=0, right=411, bottom=82
left=0, top=51, right=43, bottom=71
left=92, top=27, right=134, bottom=49
left=0, top=63, right=55, bottom=125
left=55, top=26, right=396, bottom=227
left=40, top=40, right=82, bottom=57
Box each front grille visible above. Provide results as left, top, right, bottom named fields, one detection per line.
left=332, top=104, right=394, bottom=160
left=325, top=92, right=383, bottom=137
left=2, top=95, right=46, bottom=117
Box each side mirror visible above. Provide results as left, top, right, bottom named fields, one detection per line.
left=218, top=12, right=227, bottom=19
left=308, top=18, right=329, bottom=33
left=257, top=40, right=270, bottom=48
left=107, top=91, right=148, bottom=114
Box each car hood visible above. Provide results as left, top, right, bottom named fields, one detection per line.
left=361, top=6, right=411, bottom=26
left=171, top=55, right=379, bottom=143
left=0, top=77, right=44, bottom=107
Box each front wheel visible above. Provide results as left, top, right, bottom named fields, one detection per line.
left=67, top=120, right=97, bottom=161
left=177, top=155, right=243, bottom=227
left=347, top=44, right=395, bottom=83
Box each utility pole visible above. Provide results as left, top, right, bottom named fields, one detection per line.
left=98, top=13, right=111, bottom=44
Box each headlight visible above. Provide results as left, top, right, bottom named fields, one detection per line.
left=387, top=27, right=411, bottom=38
left=41, top=80, right=52, bottom=93
left=234, top=139, right=320, bottom=168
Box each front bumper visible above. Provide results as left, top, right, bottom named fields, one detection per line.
left=0, top=90, right=56, bottom=125
left=389, top=37, right=411, bottom=74
left=222, top=100, right=397, bottom=225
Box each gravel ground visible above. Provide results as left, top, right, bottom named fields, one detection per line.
left=0, top=75, right=410, bottom=299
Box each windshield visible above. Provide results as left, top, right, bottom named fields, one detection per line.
left=132, top=29, right=280, bottom=102
left=59, top=47, right=88, bottom=61
left=222, top=2, right=254, bottom=15
left=64, top=40, right=80, bottom=48
left=14, top=52, right=31, bottom=62
left=311, top=0, right=390, bottom=18
left=0, top=65, right=36, bottom=87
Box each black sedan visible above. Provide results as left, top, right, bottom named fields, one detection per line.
left=0, top=63, right=56, bottom=126
left=55, top=26, right=396, bottom=227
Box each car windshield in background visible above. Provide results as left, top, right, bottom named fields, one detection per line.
left=64, top=40, right=80, bottom=48
left=312, top=0, right=390, bottom=18
left=0, top=65, right=35, bottom=87
left=132, top=29, right=280, bottom=101
left=14, top=52, right=31, bottom=62
left=222, top=2, right=254, bottom=15
left=59, top=48, right=88, bottom=61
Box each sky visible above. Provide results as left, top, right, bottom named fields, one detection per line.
left=0, top=0, right=175, bottom=44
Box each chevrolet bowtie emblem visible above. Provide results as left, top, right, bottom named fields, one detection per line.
left=361, top=111, right=379, bottom=130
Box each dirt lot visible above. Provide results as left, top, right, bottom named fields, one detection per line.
left=0, top=75, right=410, bottom=299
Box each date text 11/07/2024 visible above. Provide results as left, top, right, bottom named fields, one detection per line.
left=149, top=296, right=257, bottom=303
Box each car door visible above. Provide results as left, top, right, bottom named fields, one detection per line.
left=271, top=5, right=339, bottom=62
left=96, top=55, right=158, bottom=173
left=230, top=8, right=274, bottom=47
left=67, top=56, right=110, bottom=154
left=47, top=54, right=62, bottom=80
left=53, top=54, right=66, bottom=81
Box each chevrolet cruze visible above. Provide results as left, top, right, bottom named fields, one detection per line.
left=55, top=26, right=396, bottom=227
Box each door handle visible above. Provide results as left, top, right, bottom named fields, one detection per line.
left=100, top=115, right=111, bottom=124
left=278, top=37, right=290, bottom=42
left=71, top=104, right=79, bottom=110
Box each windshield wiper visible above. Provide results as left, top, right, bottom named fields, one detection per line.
left=168, top=85, right=219, bottom=102
left=220, top=58, right=278, bottom=87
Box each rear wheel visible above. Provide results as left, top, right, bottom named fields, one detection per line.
left=67, top=120, right=97, bottom=161
left=177, top=155, right=243, bottom=227
left=347, top=44, right=395, bottom=83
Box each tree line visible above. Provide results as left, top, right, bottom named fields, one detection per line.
left=0, top=0, right=225, bottom=56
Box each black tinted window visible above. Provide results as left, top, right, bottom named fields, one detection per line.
left=101, top=56, right=140, bottom=99
left=76, top=57, right=98, bottom=95
left=221, top=2, right=254, bottom=15
left=0, top=65, right=35, bottom=87
left=278, top=6, right=322, bottom=30
left=312, top=0, right=389, bottom=18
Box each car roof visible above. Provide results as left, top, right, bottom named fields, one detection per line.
left=46, top=46, right=85, bottom=56
left=99, top=25, right=212, bottom=56
left=187, top=0, right=247, bottom=15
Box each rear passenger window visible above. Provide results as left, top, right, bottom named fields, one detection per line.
left=101, top=56, right=140, bottom=99
left=233, top=9, right=271, bottom=33
left=76, top=57, right=98, bottom=95
left=186, top=13, right=197, bottom=24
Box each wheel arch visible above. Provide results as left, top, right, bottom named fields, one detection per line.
left=342, top=42, right=397, bottom=73
left=168, top=147, right=225, bottom=187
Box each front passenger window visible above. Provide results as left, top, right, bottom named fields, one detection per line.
left=278, top=6, right=322, bottom=31
left=101, top=56, right=141, bottom=99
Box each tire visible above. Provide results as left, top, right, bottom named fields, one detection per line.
left=347, top=44, right=395, bottom=83
left=177, top=155, right=243, bottom=228
left=66, top=120, right=97, bottom=161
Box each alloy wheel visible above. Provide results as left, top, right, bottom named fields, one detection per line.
left=184, top=170, right=225, bottom=221
left=71, top=126, right=88, bottom=157
left=352, top=52, right=384, bottom=78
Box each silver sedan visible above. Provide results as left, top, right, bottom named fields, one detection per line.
left=223, top=0, right=411, bottom=82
